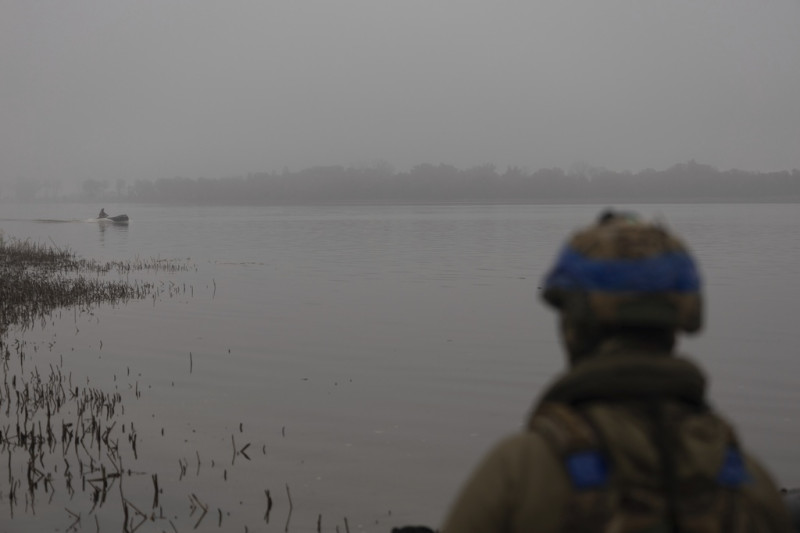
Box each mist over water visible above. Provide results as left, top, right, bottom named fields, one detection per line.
left=1, top=202, right=799, bottom=531
left=3, top=2, right=800, bottom=193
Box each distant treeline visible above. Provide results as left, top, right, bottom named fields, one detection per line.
left=73, top=160, right=800, bottom=204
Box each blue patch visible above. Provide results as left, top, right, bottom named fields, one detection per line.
left=566, top=450, right=609, bottom=490
left=717, top=447, right=752, bottom=487
left=543, top=247, right=701, bottom=293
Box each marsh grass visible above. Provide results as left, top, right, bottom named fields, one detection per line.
left=0, top=234, right=360, bottom=532
left=0, top=235, right=196, bottom=530
left=0, top=235, right=189, bottom=336
left=0, top=237, right=218, bottom=530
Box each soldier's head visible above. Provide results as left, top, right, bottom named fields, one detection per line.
left=540, top=209, right=703, bottom=363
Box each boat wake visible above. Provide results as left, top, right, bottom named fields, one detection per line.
left=0, top=218, right=85, bottom=223
left=0, top=218, right=128, bottom=224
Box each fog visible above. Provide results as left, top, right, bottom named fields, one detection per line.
left=2, top=1, right=799, bottom=194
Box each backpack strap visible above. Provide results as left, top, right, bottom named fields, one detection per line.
left=529, top=402, right=613, bottom=533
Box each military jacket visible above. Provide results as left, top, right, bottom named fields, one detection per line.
left=441, top=349, right=792, bottom=533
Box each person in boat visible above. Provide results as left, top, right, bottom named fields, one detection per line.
left=439, top=210, right=792, bottom=533
left=98, top=208, right=107, bottom=219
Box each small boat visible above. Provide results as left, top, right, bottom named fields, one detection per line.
left=98, top=214, right=130, bottom=224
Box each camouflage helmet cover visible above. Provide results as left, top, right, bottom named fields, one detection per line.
left=541, top=210, right=703, bottom=333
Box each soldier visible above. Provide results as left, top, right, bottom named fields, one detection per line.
left=440, top=209, right=792, bottom=533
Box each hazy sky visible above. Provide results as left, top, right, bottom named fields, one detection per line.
left=2, top=1, right=799, bottom=190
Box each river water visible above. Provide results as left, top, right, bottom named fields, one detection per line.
left=1, top=202, right=799, bottom=532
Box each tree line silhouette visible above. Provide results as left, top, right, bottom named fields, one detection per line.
left=20, top=160, right=800, bottom=204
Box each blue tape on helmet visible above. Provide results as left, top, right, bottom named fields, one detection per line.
left=544, top=247, right=701, bottom=293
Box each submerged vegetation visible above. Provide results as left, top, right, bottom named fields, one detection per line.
left=0, top=232, right=195, bottom=530
left=0, top=233, right=317, bottom=531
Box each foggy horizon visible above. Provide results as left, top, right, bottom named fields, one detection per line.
left=2, top=2, right=799, bottom=191
left=6, top=160, right=798, bottom=205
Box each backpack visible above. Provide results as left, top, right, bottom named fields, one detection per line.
left=528, top=401, right=770, bottom=533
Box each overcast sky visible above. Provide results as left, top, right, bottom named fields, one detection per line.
left=2, top=1, right=799, bottom=190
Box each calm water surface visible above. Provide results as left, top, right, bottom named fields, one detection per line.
left=1, top=202, right=799, bottom=531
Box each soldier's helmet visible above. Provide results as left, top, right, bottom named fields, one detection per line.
left=541, top=209, right=703, bottom=333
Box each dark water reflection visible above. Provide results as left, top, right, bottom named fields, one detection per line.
left=1, top=202, right=799, bottom=531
